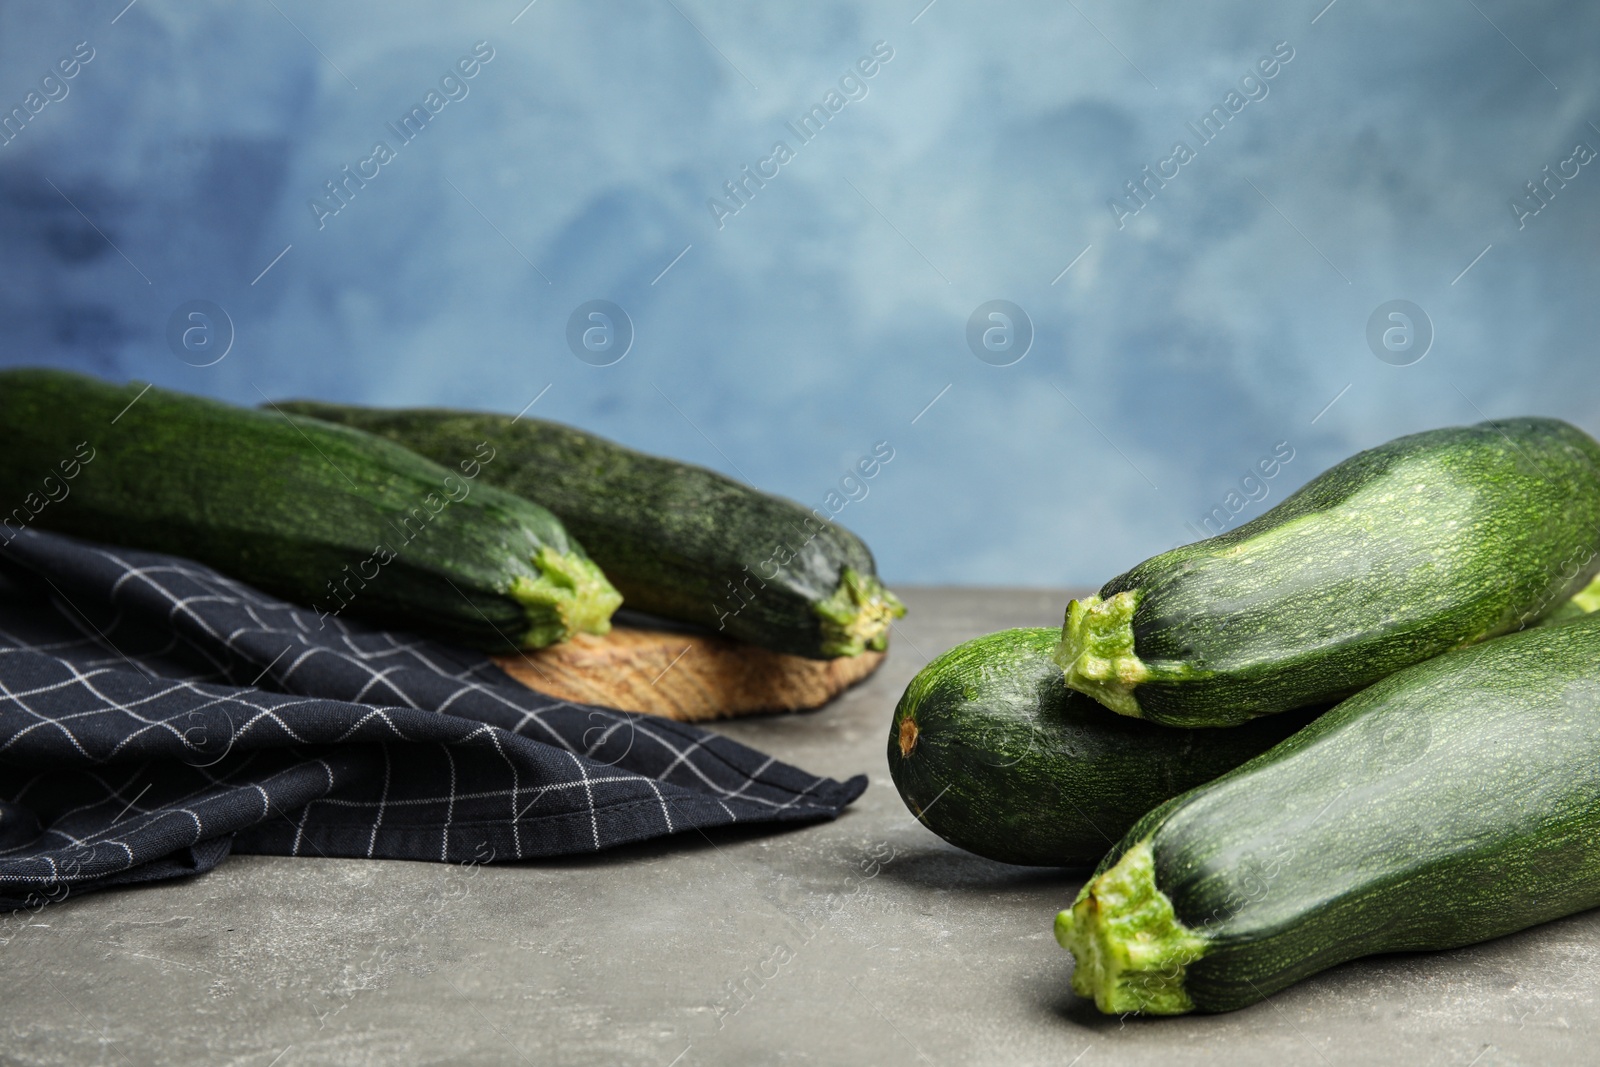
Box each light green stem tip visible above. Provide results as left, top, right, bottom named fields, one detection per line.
left=509, top=547, right=623, bottom=648
left=1055, top=840, right=1208, bottom=1016
left=813, top=567, right=906, bottom=657
left=1053, top=592, right=1150, bottom=717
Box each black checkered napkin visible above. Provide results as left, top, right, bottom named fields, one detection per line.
left=0, top=529, right=866, bottom=910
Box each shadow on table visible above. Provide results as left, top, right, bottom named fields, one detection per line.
left=522, top=817, right=826, bottom=870
left=874, top=841, right=1087, bottom=894
left=515, top=820, right=1093, bottom=888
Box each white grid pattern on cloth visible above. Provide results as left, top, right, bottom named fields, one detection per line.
left=0, top=529, right=865, bottom=910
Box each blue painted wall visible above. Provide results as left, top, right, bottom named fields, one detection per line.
left=3, top=0, right=1596, bottom=585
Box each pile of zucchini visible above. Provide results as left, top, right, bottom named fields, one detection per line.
left=271, top=401, right=904, bottom=658
left=887, top=417, right=1600, bottom=1014
left=0, top=370, right=901, bottom=659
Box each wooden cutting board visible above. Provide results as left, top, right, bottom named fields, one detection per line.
left=493, top=626, right=885, bottom=722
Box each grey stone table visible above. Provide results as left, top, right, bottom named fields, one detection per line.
left=4, top=589, right=1596, bottom=1066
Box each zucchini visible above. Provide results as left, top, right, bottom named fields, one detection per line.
left=1056, top=418, right=1600, bottom=726
left=1056, top=612, right=1600, bottom=1015
left=270, top=402, right=904, bottom=658
left=1541, top=574, right=1600, bottom=625
left=0, top=369, right=620, bottom=650
left=887, top=629, right=1315, bottom=866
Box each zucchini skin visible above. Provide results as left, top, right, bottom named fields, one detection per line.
left=887, top=629, right=1315, bottom=866
left=1058, top=612, right=1600, bottom=1014
left=1058, top=418, right=1600, bottom=726
left=0, top=370, right=620, bottom=651
left=270, top=403, right=903, bottom=659
left=1542, top=574, right=1600, bottom=625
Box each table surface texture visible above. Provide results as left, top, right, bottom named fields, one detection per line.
left=4, top=588, right=1593, bottom=1066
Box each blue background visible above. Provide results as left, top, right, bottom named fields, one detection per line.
left=2, top=0, right=1596, bottom=586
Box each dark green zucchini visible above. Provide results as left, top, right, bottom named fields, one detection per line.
left=887, top=629, right=1316, bottom=866
left=1056, top=418, right=1600, bottom=726
left=0, top=369, right=620, bottom=650
left=270, top=402, right=903, bottom=659
left=1056, top=612, right=1600, bottom=1015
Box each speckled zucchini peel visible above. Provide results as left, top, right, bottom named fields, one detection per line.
left=1061, top=614, right=1600, bottom=1014
left=1059, top=419, right=1600, bottom=726
left=265, top=402, right=902, bottom=660
left=884, top=628, right=1310, bottom=867
left=0, top=369, right=620, bottom=653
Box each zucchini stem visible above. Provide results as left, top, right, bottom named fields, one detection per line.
left=1055, top=840, right=1208, bottom=1015
left=1053, top=593, right=1151, bottom=717
left=813, top=567, right=906, bottom=657
left=508, top=547, right=623, bottom=648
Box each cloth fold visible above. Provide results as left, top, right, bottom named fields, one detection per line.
left=0, top=529, right=865, bottom=910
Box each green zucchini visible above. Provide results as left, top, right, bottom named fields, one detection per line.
left=0, top=369, right=620, bottom=650
left=887, top=629, right=1316, bottom=866
left=270, top=402, right=903, bottom=659
left=1056, top=612, right=1600, bottom=1015
left=1541, top=574, right=1600, bottom=625
left=1056, top=418, right=1600, bottom=726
